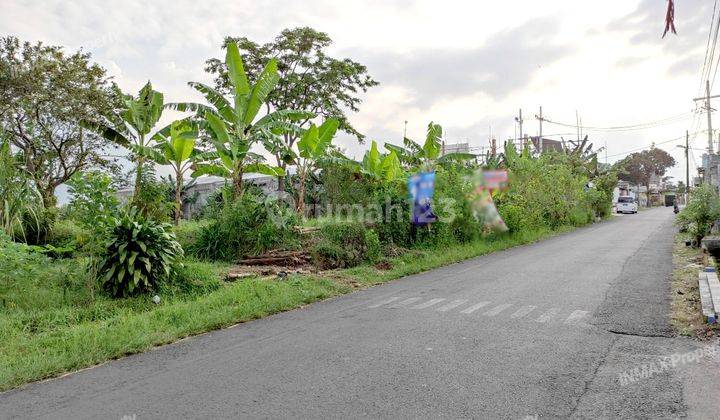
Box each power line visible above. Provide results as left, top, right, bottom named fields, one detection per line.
left=605, top=131, right=705, bottom=159
left=542, top=112, right=692, bottom=132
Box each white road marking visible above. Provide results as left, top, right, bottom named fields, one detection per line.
left=411, top=298, right=446, bottom=309
left=460, top=301, right=491, bottom=314
left=392, top=297, right=422, bottom=307
left=511, top=305, right=537, bottom=319
left=483, top=303, right=513, bottom=316
left=536, top=308, right=561, bottom=323
left=436, top=299, right=468, bottom=312
left=368, top=296, right=400, bottom=308
left=564, top=310, right=589, bottom=324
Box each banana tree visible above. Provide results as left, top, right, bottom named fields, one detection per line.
left=135, top=120, right=202, bottom=225
left=295, top=118, right=339, bottom=216
left=359, top=140, right=404, bottom=182
left=83, top=82, right=166, bottom=200
left=384, top=122, right=476, bottom=170
left=167, top=42, right=308, bottom=199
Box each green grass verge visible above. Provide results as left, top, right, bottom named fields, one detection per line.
left=0, top=225, right=575, bottom=392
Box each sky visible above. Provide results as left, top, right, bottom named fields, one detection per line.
left=2, top=0, right=717, bottom=186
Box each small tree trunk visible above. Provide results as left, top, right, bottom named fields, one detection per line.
left=174, top=172, right=183, bottom=225
left=133, top=156, right=144, bottom=203
left=233, top=169, right=244, bottom=201
left=40, top=186, right=57, bottom=209
left=297, top=167, right=307, bottom=218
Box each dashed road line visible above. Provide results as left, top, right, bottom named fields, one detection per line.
left=368, top=297, right=400, bottom=308
left=411, top=298, right=446, bottom=309
left=564, top=310, right=589, bottom=324
left=536, top=308, right=561, bottom=323
left=460, top=301, right=491, bottom=314
left=483, top=303, right=513, bottom=317
left=511, top=305, right=537, bottom=319
left=391, top=297, right=422, bottom=307
left=436, top=299, right=468, bottom=312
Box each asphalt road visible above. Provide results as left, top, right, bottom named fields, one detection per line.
left=2, top=207, right=720, bottom=419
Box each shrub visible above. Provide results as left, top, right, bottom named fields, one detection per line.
left=97, top=208, right=183, bottom=297
left=312, top=222, right=381, bottom=269
left=172, top=220, right=208, bottom=252
left=163, top=260, right=223, bottom=297
left=676, top=184, right=720, bottom=245
left=66, top=171, right=119, bottom=231
left=190, top=194, right=298, bottom=261
left=371, top=184, right=412, bottom=247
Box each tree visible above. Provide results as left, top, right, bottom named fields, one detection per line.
left=83, top=81, right=166, bottom=201
left=617, top=147, right=676, bottom=207
left=384, top=122, right=476, bottom=170
left=169, top=42, right=293, bottom=199
left=138, top=120, right=201, bottom=225
left=204, top=27, right=379, bottom=189
left=0, top=36, right=118, bottom=207
left=0, top=138, right=41, bottom=239
left=296, top=118, right=339, bottom=216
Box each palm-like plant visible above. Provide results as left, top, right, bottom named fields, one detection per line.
left=0, top=139, right=41, bottom=239
left=384, top=122, right=475, bottom=170
left=360, top=140, right=404, bottom=182
left=168, top=42, right=307, bottom=199
left=83, top=82, right=166, bottom=200
left=296, top=118, right=339, bottom=216
left=137, top=120, right=201, bottom=225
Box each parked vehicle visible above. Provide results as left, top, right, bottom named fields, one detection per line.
left=616, top=196, right=638, bottom=214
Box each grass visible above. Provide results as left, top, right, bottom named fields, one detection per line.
left=670, top=232, right=720, bottom=338
left=0, top=224, right=574, bottom=392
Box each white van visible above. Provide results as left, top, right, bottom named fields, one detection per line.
left=616, top=196, right=638, bottom=214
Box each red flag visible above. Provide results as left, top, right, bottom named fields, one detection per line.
left=662, top=0, right=677, bottom=38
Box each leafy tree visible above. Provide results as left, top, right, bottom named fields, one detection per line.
left=358, top=140, right=404, bottom=182
left=0, top=36, right=118, bottom=207
left=169, top=42, right=295, bottom=199
left=204, top=27, right=379, bottom=189
left=296, top=118, right=339, bottom=216
left=83, top=81, right=166, bottom=201
left=617, top=147, right=676, bottom=207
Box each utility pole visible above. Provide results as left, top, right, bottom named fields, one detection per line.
left=535, top=106, right=543, bottom=154
left=677, top=131, right=690, bottom=204
left=403, top=120, right=408, bottom=139
left=693, top=80, right=720, bottom=153
left=686, top=130, right=690, bottom=195
left=515, top=109, right=523, bottom=149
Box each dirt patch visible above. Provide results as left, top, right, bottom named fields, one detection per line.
left=670, top=233, right=719, bottom=338
left=374, top=260, right=393, bottom=270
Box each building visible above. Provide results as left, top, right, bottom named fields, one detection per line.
left=530, top=136, right=564, bottom=153
left=441, top=142, right=469, bottom=155
left=117, top=173, right=280, bottom=219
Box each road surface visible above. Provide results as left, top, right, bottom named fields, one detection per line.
left=2, top=207, right=719, bottom=419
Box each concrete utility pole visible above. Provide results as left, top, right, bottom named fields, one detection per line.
left=693, top=80, right=719, bottom=154
left=535, top=106, right=543, bottom=154
left=677, top=131, right=691, bottom=204
left=515, top=109, right=523, bottom=148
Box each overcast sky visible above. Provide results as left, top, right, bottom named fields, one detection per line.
left=2, top=0, right=716, bottom=184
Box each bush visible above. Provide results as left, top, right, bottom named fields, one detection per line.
left=163, top=260, right=223, bottom=297
left=172, top=220, right=208, bottom=252
left=676, top=184, right=720, bottom=245
left=97, top=208, right=183, bottom=297
left=312, top=222, right=381, bottom=269
left=66, top=171, right=119, bottom=231
left=190, top=193, right=298, bottom=261
left=371, top=184, right=413, bottom=247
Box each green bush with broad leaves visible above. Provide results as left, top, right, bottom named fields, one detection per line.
left=676, top=184, right=720, bottom=245
left=97, top=208, right=183, bottom=297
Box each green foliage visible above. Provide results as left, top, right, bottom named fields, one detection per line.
left=190, top=194, right=298, bottom=261
left=495, top=148, right=596, bottom=232
left=170, top=42, right=290, bottom=199
left=66, top=171, right=119, bottom=231
left=0, top=139, right=42, bottom=240
left=133, top=164, right=174, bottom=222
left=97, top=209, right=183, bottom=298
left=0, top=36, right=120, bottom=207
left=311, top=222, right=381, bottom=269
left=676, top=184, right=720, bottom=244
left=371, top=184, right=412, bottom=247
